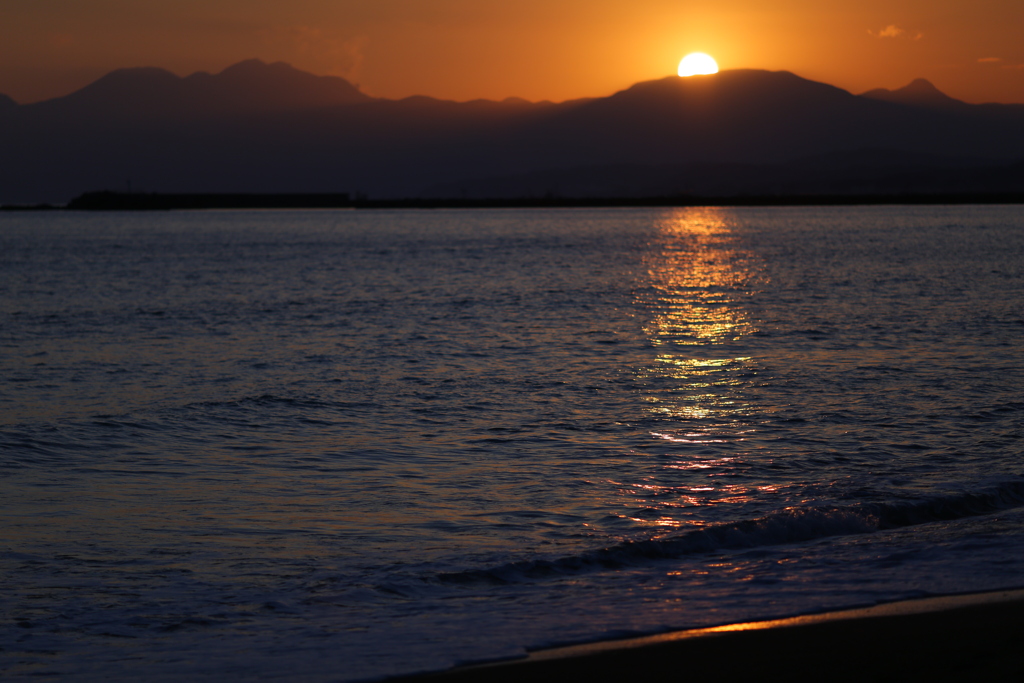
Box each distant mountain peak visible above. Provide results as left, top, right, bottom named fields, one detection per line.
left=216, top=59, right=313, bottom=80
left=202, top=59, right=372, bottom=107
left=221, top=58, right=279, bottom=72
left=860, top=78, right=965, bottom=109
left=621, top=69, right=850, bottom=94
left=902, top=78, right=943, bottom=94
left=34, top=59, right=372, bottom=118
left=602, top=69, right=855, bottom=114
left=76, top=66, right=180, bottom=98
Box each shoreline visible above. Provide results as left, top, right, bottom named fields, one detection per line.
left=5, top=191, right=1024, bottom=211
left=396, top=588, right=1024, bottom=682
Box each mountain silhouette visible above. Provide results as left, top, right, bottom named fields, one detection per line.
left=2, top=61, right=1023, bottom=204
left=28, top=59, right=371, bottom=121
left=861, top=78, right=968, bottom=110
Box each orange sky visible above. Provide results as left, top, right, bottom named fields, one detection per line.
left=2, top=0, right=1022, bottom=104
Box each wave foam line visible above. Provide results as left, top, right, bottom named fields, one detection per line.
left=437, top=479, right=1024, bottom=585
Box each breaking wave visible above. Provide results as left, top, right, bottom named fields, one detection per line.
left=438, top=479, right=1024, bottom=585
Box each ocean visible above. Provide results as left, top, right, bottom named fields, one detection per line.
left=2, top=205, right=1023, bottom=681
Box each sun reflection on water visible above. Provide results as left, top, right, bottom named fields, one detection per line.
left=623, top=207, right=766, bottom=530
left=638, top=207, right=761, bottom=421
left=641, top=207, right=758, bottom=346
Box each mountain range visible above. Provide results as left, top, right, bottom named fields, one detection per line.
left=2, top=59, right=1024, bottom=204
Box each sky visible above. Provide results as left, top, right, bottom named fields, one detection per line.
left=2, top=0, right=1023, bottom=105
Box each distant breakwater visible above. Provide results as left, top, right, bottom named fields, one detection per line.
left=5, top=190, right=1024, bottom=211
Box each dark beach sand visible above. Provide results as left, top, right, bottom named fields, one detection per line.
left=397, top=589, right=1024, bottom=683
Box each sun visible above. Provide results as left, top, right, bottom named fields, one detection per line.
left=678, top=53, right=719, bottom=77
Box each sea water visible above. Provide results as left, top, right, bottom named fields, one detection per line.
left=2, top=206, right=1023, bottom=681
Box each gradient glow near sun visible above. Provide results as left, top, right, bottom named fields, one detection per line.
left=678, top=53, right=719, bottom=77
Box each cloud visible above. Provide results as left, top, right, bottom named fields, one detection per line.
left=973, top=57, right=1023, bottom=70
left=869, top=25, right=923, bottom=40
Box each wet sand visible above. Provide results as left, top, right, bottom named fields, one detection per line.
left=398, top=589, right=1024, bottom=683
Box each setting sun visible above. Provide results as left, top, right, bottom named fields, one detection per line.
left=678, top=53, right=719, bottom=77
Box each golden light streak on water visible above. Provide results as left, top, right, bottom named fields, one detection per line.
left=642, top=207, right=758, bottom=346
left=637, top=207, right=761, bottom=423
left=618, top=208, right=766, bottom=530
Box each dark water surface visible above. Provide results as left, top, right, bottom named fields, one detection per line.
left=2, top=206, right=1023, bottom=680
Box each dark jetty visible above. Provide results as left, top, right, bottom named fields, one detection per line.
left=61, top=190, right=1024, bottom=211
left=65, top=191, right=355, bottom=210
